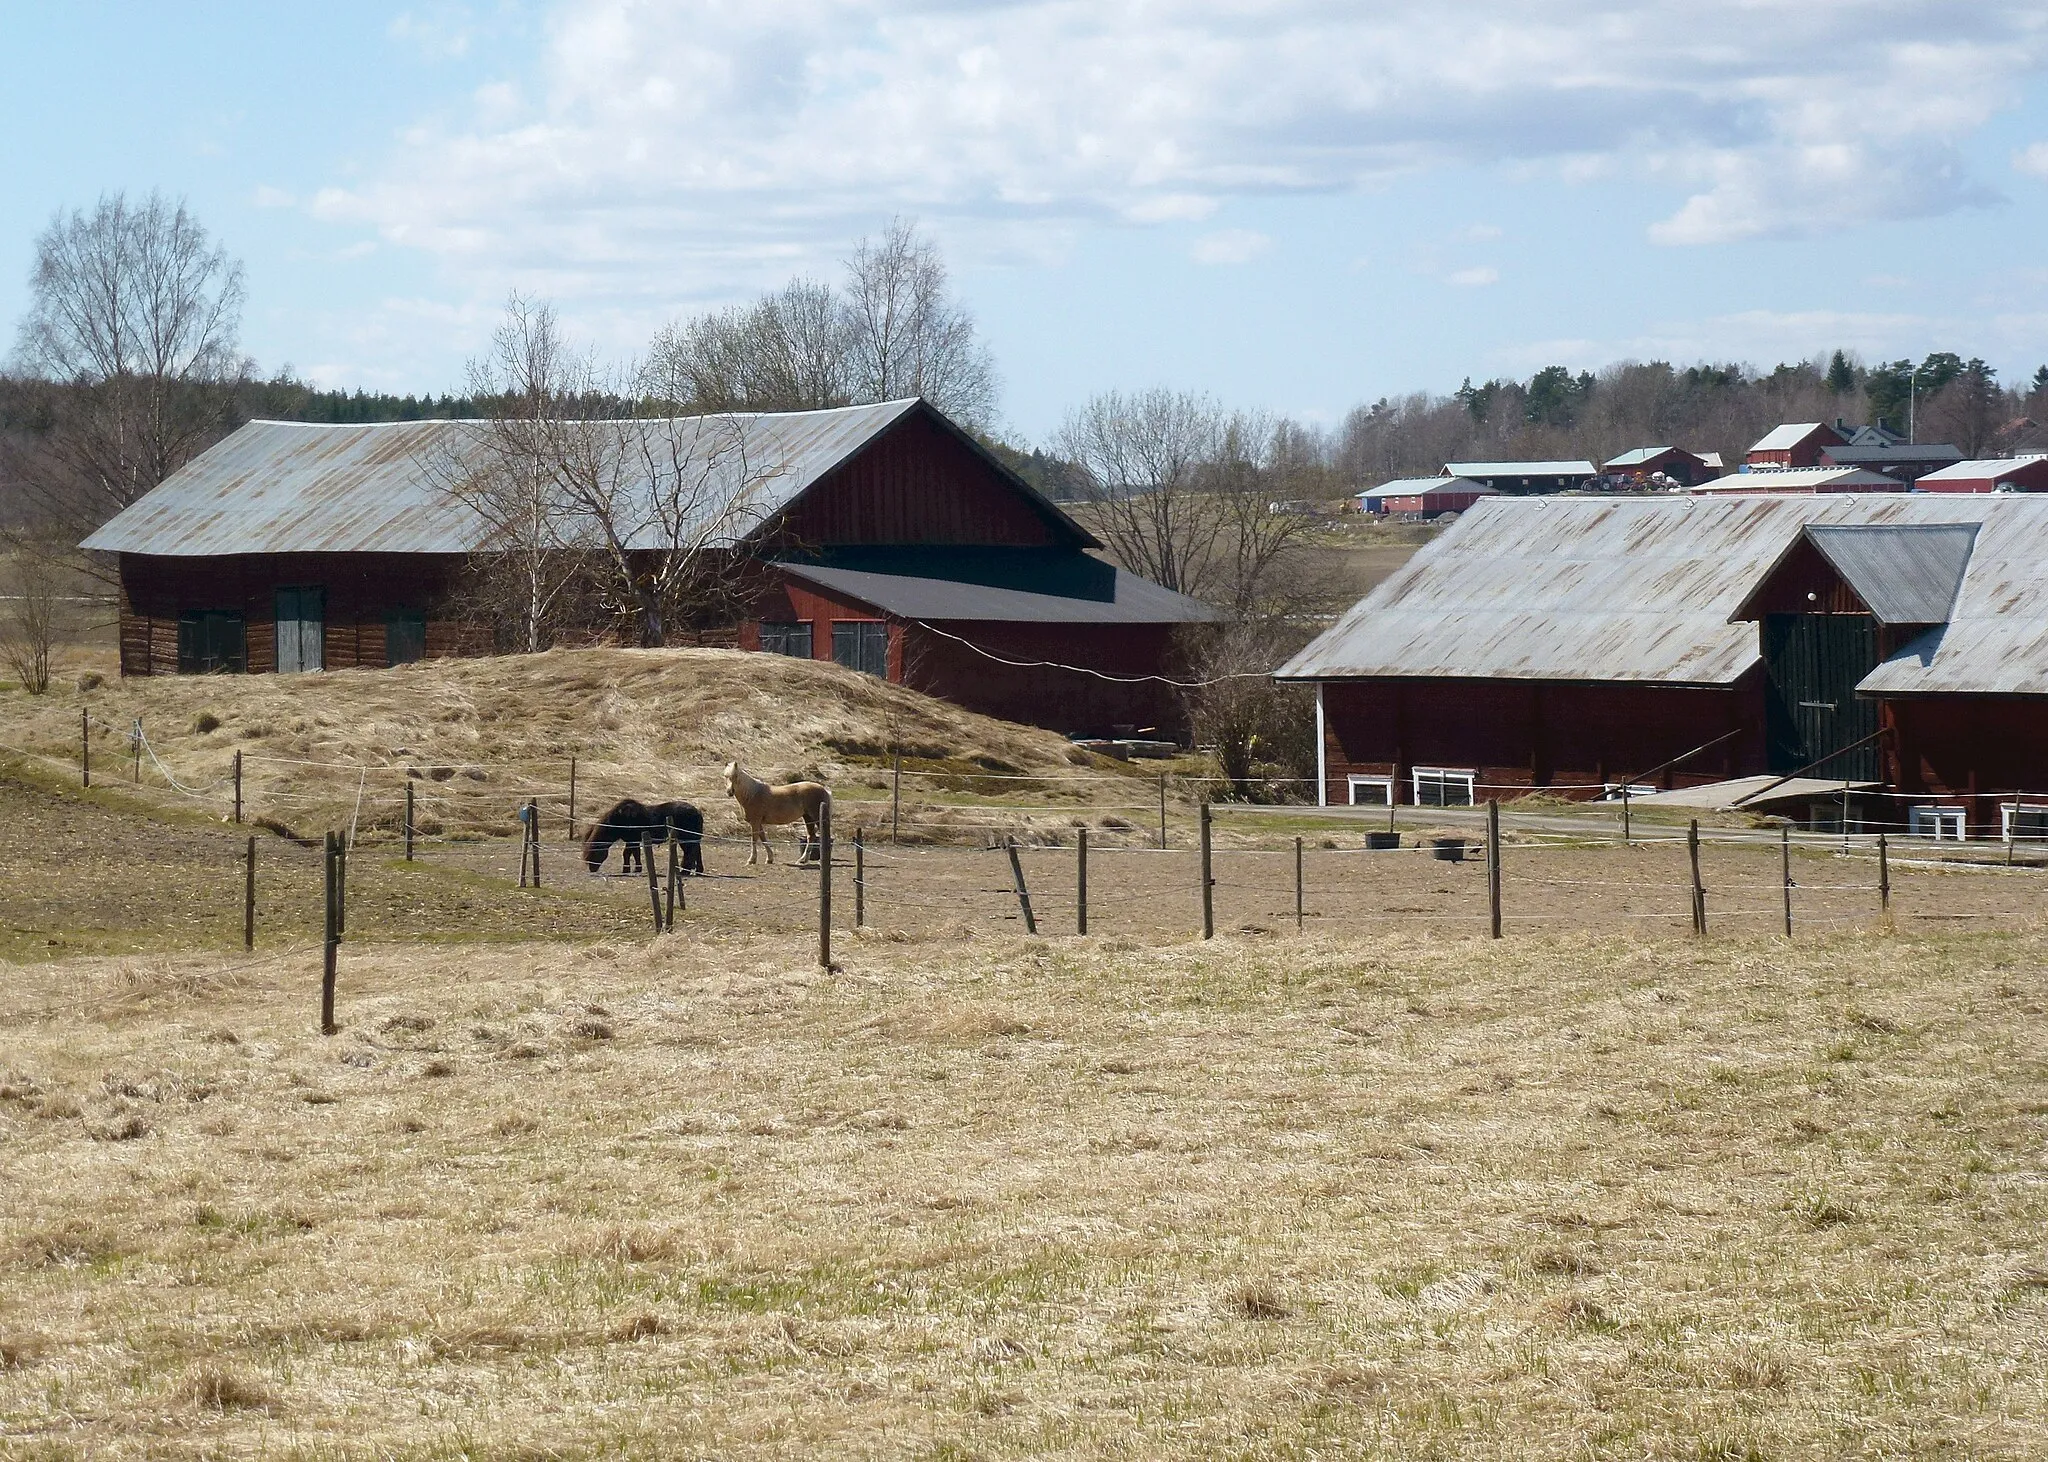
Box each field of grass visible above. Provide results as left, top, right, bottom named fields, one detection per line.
left=5, top=915, right=2048, bottom=1458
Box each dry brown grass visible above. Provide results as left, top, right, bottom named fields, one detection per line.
left=3, top=922, right=2047, bottom=1457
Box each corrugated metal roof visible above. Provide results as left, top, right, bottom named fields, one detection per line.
left=1749, top=422, right=1828, bottom=453
left=81, top=399, right=1079, bottom=557
left=1443, top=459, right=1597, bottom=478
left=780, top=561, right=1223, bottom=624
left=1276, top=494, right=2048, bottom=694
left=1355, top=476, right=1492, bottom=500
left=1823, top=444, right=1962, bottom=467
left=1804, top=524, right=1977, bottom=625
left=1603, top=446, right=1678, bottom=468
left=1692, top=466, right=1898, bottom=492
left=1919, top=457, right=2038, bottom=485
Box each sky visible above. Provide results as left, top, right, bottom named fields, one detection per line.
left=5, top=1, right=2048, bottom=443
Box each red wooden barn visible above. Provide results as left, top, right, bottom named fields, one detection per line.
left=1275, top=494, right=2048, bottom=836
left=82, top=398, right=1219, bottom=738
left=1915, top=455, right=2048, bottom=493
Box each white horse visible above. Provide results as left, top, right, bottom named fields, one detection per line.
left=723, top=761, right=831, bottom=865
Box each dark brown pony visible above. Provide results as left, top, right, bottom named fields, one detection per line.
left=582, top=799, right=705, bottom=875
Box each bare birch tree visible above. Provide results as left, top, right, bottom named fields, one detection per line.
left=841, top=218, right=997, bottom=425
left=6, top=193, right=249, bottom=575
left=643, top=278, right=847, bottom=412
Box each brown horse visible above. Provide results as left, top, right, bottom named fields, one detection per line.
left=723, top=761, right=830, bottom=865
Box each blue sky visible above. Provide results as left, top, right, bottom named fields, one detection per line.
left=5, top=2, right=2048, bottom=442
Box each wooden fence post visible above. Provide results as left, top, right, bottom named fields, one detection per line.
left=404, top=780, right=415, bottom=862
left=1781, top=825, right=1794, bottom=939
left=321, top=832, right=339, bottom=1035
left=1199, top=801, right=1214, bottom=940
left=243, top=836, right=256, bottom=951
left=529, top=799, right=541, bottom=888
left=643, top=834, right=663, bottom=933
left=1294, top=835, right=1304, bottom=933
left=80, top=707, right=89, bottom=788
left=891, top=750, right=902, bottom=845
left=1487, top=799, right=1502, bottom=939
left=2007, top=797, right=2020, bottom=867
left=1878, top=831, right=1891, bottom=914
left=1077, top=827, right=1089, bottom=936
left=131, top=718, right=140, bottom=783
left=1688, top=820, right=1705, bottom=936
left=666, top=837, right=680, bottom=929
left=233, top=749, right=242, bottom=825
left=1620, top=785, right=1631, bottom=846
left=336, top=836, right=347, bottom=937
left=854, top=826, right=865, bottom=928
left=1005, top=837, right=1038, bottom=935
left=567, top=756, right=577, bottom=841
left=1159, top=773, right=1168, bottom=850
left=817, top=797, right=833, bottom=968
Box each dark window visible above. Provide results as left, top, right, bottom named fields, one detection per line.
left=274, top=586, right=326, bottom=673
left=386, top=609, right=427, bottom=666
left=832, top=621, right=888, bottom=677
left=176, top=612, right=246, bottom=674
left=760, top=621, right=813, bottom=658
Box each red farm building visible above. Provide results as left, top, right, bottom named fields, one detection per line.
left=1353, top=476, right=1497, bottom=518
left=1745, top=421, right=1846, bottom=470
left=1916, top=456, right=2048, bottom=494
left=1275, top=493, right=2048, bottom=837
left=1601, top=446, right=1718, bottom=487
left=82, top=398, right=1219, bottom=738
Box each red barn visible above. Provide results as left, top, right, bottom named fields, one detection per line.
left=1915, top=456, right=2048, bottom=493
left=1276, top=494, right=2048, bottom=834
left=1745, top=422, right=1846, bottom=469
left=82, top=398, right=1219, bottom=738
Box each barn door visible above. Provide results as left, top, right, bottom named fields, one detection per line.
left=1762, top=613, right=1878, bottom=778
left=275, top=587, right=326, bottom=673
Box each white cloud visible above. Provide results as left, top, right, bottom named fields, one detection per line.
left=251, top=185, right=296, bottom=209
left=314, top=2, right=2048, bottom=313
left=389, top=6, right=476, bottom=61
left=2016, top=142, right=2048, bottom=179
left=1191, top=229, right=1271, bottom=265
left=1446, top=266, right=1499, bottom=287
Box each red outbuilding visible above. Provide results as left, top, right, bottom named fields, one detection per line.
left=1915, top=456, right=2048, bottom=494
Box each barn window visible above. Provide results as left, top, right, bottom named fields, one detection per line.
left=2001, top=804, right=2048, bottom=842
left=1909, top=805, right=1966, bottom=841
left=176, top=612, right=246, bottom=674
left=1347, top=776, right=1393, bottom=806
left=1411, top=767, right=1476, bottom=807
left=832, top=621, right=888, bottom=677
left=386, top=609, right=426, bottom=667
left=760, top=621, right=813, bottom=658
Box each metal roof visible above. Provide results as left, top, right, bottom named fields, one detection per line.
left=1918, top=457, right=2045, bottom=486
left=1276, top=494, right=2048, bottom=695
left=82, top=399, right=1094, bottom=557
left=1804, top=524, right=1977, bottom=624
left=1444, top=460, right=1597, bottom=478
left=1822, top=443, right=1962, bottom=467
left=1692, top=466, right=1898, bottom=492
left=1602, top=446, right=1696, bottom=469
left=1749, top=422, right=1830, bottom=453
left=779, top=560, right=1223, bottom=624
left=1355, top=476, right=1492, bottom=500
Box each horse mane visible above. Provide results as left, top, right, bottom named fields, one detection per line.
left=583, top=797, right=650, bottom=871
left=726, top=762, right=770, bottom=802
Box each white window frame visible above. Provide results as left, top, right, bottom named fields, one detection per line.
left=1347, top=775, right=1394, bottom=807
left=1600, top=783, right=1656, bottom=801
left=2000, top=803, right=2048, bottom=841
left=1412, top=767, right=1477, bottom=808
left=1909, top=805, right=1967, bottom=841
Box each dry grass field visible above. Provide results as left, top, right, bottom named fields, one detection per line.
left=4, top=923, right=2048, bottom=1459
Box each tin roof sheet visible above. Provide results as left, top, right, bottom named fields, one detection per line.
left=1692, top=466, right=1898, bottom=492
left=780, top=559, right=1223, bottom=624
left=1355, top=477, right=1492, bottom=500
left=1443, top=459, right=1597, bottom=478
left=1749, top=422, right=1829, bottom=453
left=1918, top=457, right=2040, bottom=485
left=1804, top=524, right=1977, bottom=625
left=81, top=399, right=1087, bottom=557
left=1822, top=443, right=1962, bottom=468
left=1602, top=446, right=1695, bottom=469
left=1277, top=494, right=2048, bottom=695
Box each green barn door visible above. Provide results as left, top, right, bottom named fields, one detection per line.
left=275, top=587, right=326, bottom=673
left=1762, top=614, right=1879, bottom=778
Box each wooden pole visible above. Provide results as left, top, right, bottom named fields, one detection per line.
left=1486, top=799, right=1502, bottom=940
left=80, top=706, right=89, bottom=788
left=817, top=797, right=834, bottom=969
left=1841, top=779, right=1851, bottom=853
left=519, top=804, right=531, bottom=889
left=1620, top=785, right=1631, bottom=846
left=665, top=836, right=679, bottom=930
left=243, top=836, right=256, bottom=951
left=1781, top=825, right=1794, bottom=939
left=404, top=780, right=415, bottom=862
left=233, top=749, right=242, bottom=825
left=1159, top=773, right=1168, bottom=850
left=1199, top=801, right=1214, bottom=941
left=854, top=826, right=865, bottom=928
left=131, top=719, right=140, bottom=782
left=1878, top=831, right=1891, bottom=913
left=1293, top=835, right=1303, bottom=933
left=528, top=799, right=541, bottom=888
left=1005, top=837, right=1038, bottom=935
left=643, top=834, right=662, bottom=933
left=567, top=756, right=577, bottom=841
left=1688, top=819, right=1705, bottom=936
left=891, top=749, right=902, bottom=845
left=321, top=832, right=339, bottom=1035
left=2007, top=797, right=2020, bottom=867
left=1077, top=827, right=1089, bottom=936
left=336, top=836, right=346, bottom=938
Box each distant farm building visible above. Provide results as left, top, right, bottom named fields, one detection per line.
left=1602, top=446, right=1719, bottom=488
left=1276, top=494, right=2048, bottom=836
left=1917, top=456, right=2048, bottom=494
left=1440, top=459, right=1599, bottom=494
left=1693, top=466, right=1900, bottom=495
left=1746, top=422, right=1845, bottom=470
left=1354, top=477, right=1496, bottom=518
left=1747, top=420, right=1961, bottom=484
left=81, top=399, right=1219, bottom=738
